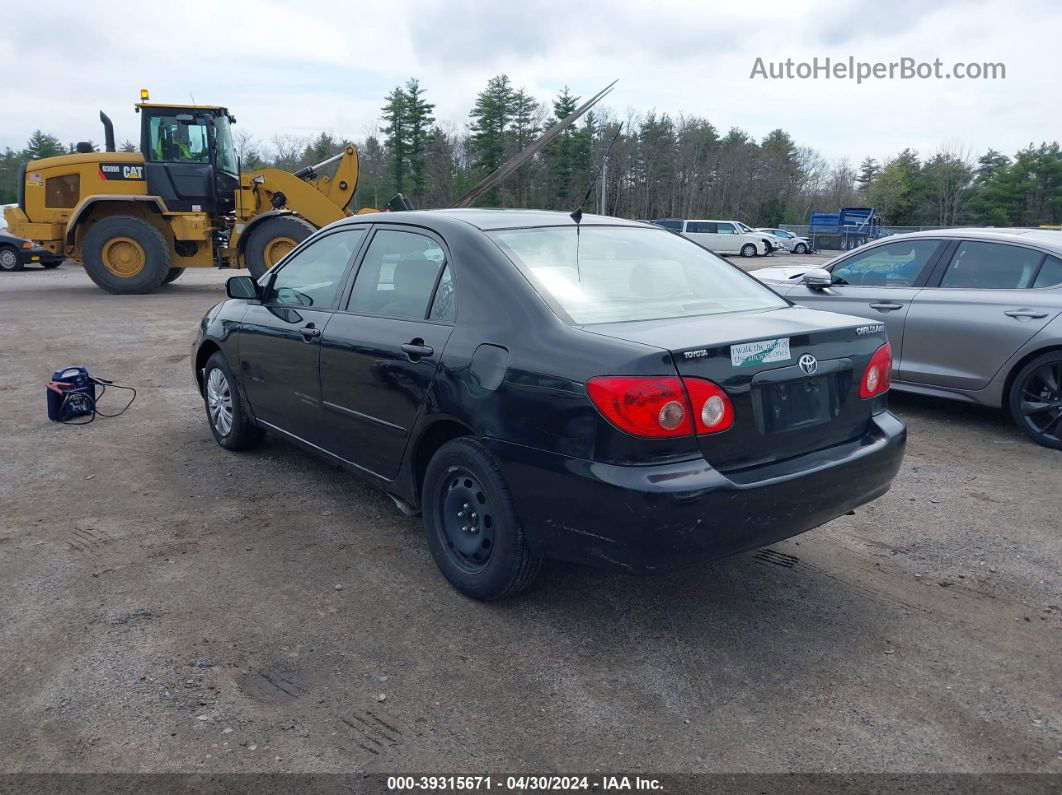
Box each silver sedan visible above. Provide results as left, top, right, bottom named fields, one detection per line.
left=751, top=228, right=1062, bottom=449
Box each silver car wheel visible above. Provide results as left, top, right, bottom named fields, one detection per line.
left=0, top=248, right=18, bottom=270
left=206, top=367, right=234, bottom=437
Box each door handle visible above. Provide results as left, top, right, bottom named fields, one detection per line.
left=1004, top=309, right=1048, bottom=319
left=299, top=323, right=321, bottom=340
left=869, top=302, right=903, bottom=311
left=401, top=339, right=434, bottom=360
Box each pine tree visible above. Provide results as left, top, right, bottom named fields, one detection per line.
left=856, top=157, right=879, bottom=193
left=25, top=130, right=64, bottom=160
left=381, top=85, right=410, bottom=197
left=405, top=79, right=436, bottom=206
left=468, top=75, right=516, bottom=204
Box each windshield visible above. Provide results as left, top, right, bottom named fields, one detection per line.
left=213, top=114, right=238, bottom=175
left=488, top=226, right=788, bottom=325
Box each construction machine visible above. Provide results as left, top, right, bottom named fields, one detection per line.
left=2, top=90, right=371, bottom=293
left=3, top=83, right=615, bottom=295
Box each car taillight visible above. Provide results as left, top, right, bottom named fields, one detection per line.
left=586, top=375, right=734, bottom=438
left=683, top=377, right=735, bottom=434
left=860, top=342, right=893, bottom=399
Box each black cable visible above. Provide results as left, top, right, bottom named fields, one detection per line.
left=54, top=376, right=136, bottom=425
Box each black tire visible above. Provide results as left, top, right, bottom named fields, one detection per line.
left=202, top=352, right=264, bottom=451
left=1008, top=351, right=1062, bottom=450
left=82, top=215, right=170, bottom=294
left=794, top=243, right=807, bottom=254
left=740, top=243, right=757, bottom=258
left=422, top=438, right=542, bottom=600
left=41, top=259, right=63, bottom=269
left=244, top=216, right=315, bottom=279
left=163, top=267, right=185, bottom=284
left=0, top=245, right=23, bottom=272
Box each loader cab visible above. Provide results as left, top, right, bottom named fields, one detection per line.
left=137, top=103, right=238, bottom=215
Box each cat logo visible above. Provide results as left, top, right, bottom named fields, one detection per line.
left=98, top=163, right=145, bottom=181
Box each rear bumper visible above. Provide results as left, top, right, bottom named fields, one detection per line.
left=486, top=411, right=906, bottom=573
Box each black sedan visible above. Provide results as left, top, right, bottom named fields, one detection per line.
left=0, top=229, right=63, bottom=271
left=192, top=210, right=906, bottom=600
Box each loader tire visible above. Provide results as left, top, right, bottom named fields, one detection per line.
left=82, top=216, right=171, bottom=294
left=163, top=267, right=185, bottom=284
left=244, top=216, right=315, bottom=279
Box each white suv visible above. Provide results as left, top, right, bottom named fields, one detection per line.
left=673, top=220, right=769, bottom=257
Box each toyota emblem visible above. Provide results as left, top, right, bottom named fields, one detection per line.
left=798, top=354, right=818, bottom=375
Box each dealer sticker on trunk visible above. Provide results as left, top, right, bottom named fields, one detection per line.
left=730, top=337, right=791, bottom=368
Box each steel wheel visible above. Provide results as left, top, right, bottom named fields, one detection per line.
left=0, top=247, right=20, bottom=271
left=438, top=468, right=497, bottom=573
left=1018, top=361, right=1062, bottom=444
left=263, top=236, right=297, bottom=268
left=206, top=367, right=234, bottom=437
left=101, top=236, right=146, bottom=277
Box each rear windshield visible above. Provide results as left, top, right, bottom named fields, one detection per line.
left=487, top=225, right=788, bottom=324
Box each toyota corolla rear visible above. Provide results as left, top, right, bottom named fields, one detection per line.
left=485, top=224, right=906, bottom=572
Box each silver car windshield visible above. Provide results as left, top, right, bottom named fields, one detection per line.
left=488, top=226, right=788, bottom=325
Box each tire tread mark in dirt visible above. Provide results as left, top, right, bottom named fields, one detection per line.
left=338, top=709, right=404, bottom=758
left=236, top=667, right=307, bottom=704
left=754, top=548, right=800, bottom=568
left=257, top=669, right=304, bottom=699
left=339, top=718, right=381, bottom=755
left=65, top=528, right=108, bottom=554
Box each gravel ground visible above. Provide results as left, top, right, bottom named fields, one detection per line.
left=0, top=260, right=1059, bottom=775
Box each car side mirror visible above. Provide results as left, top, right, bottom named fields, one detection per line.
left=227, top=275, right=259, bottom=300
left=802, top=269, right=833, bottom=289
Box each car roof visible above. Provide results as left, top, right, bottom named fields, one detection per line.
left=334, top=209, right=653, bottom=232
left=884, top=227, right=1062, bottom=252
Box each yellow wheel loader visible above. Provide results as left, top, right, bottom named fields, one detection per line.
left=2, top=94, right=364, bottom=293
left=3, top=83, right=615, bottom=295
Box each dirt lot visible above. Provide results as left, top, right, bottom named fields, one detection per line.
left=0, top=259, right=1059, bottom=775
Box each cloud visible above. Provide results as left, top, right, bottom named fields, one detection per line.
left=0, top=0, right=1058, bottom=165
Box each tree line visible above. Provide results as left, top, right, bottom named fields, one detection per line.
left=3, top=76, right=1061, bottom=229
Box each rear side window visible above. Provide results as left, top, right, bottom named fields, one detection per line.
left=429, top=264, right=456, bottom=321
left=1033, top=254, right=1062, bottom=288
left=652, top=219, right=683, bottom=231
left=685, top=222, right=716, bottom=234
left=347, top=229, right=447, bottom=319
left=45, top=174, right=79, bottom=208
left=939, top=241, right=1042, bottom=289
left=488, top=226, right=787, bottom=325
left=832, top=240, right=940, bottom=287
left=267, top=229, right=365, bottom=308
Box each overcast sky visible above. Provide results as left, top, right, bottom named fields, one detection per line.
left=1, top=0, right=1057, bottom=165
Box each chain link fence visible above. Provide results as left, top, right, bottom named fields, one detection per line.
left=778, top=224, right=950, bottom=251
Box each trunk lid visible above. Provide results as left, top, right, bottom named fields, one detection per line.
left=585, top=305, right=889, bottom=471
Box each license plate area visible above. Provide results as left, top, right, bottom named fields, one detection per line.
left=755, top=374, right=840, bottom=433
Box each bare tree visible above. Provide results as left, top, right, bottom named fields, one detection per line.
left=923, top=142, right=975, bottom=225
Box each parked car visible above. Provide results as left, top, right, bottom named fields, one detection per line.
left=750, top=228, right=1062, bottom=449
left=756, top=227, right=812, bottom=254
left=676, top=219, right=771, bottom=257
left=651, top=219, right=771, bottom=257
left=0, top=229, right=63, bottom=272
left=193, top=210, right=906, bottom=599
left=733, top=221, right=782, bottom=254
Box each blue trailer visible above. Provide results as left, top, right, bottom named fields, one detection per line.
left=808, top=207, right=882, bottom=251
